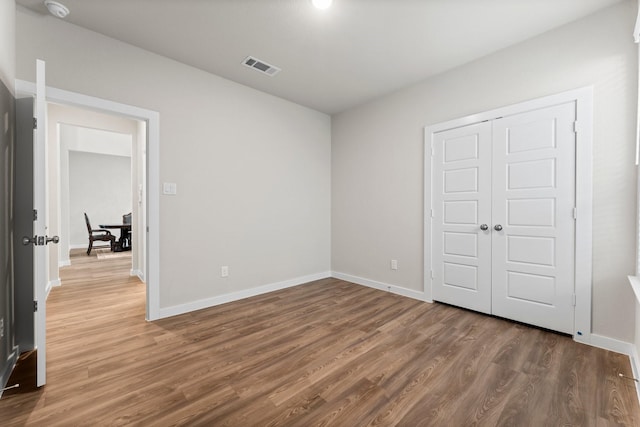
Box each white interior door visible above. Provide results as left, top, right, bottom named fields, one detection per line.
left=491, top=102, right=576, bottom=334
left=431, top=102, right=576, bottom=334
left=35, top=59, right=48, bottom=386
left=432, top=122, right=492, bottom=314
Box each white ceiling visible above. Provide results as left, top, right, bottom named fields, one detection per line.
left=16, top=0, right=626, bottom=114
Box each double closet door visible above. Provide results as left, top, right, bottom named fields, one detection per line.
left=431, top=102, right=576, bottom=334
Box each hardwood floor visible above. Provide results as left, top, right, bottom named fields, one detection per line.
left=1, top=252, right=639, bottom=426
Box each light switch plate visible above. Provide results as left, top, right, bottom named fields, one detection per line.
left=163, top=182, right=177, bottom=195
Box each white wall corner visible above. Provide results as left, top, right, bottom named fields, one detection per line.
left=634, top=0, right=640, bottom=43
left=331, top=271, right=429, bottom=302
left=131, top=269, right=145, bottom=282
left=589, top=333, right=638, bottom=405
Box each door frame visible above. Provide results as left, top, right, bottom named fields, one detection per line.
left=423, top=87, right=593, bottom=344
left=15, top=79, right=161, bottom=321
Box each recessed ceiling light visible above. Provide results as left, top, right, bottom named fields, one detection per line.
left=44, top=0, right=70, bottom=19
left=312, top=0, right=333, bottom=10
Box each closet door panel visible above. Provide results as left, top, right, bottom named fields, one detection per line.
left=432, top=122, right=492, bottom=314
left=491, top=102, right=576, bottom=334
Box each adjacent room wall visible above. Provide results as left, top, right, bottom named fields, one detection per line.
left=0, top=0, right=16, bottom=391
left=68, top=151, right=132, bottom=248
left=332, top=1, right=638, bottom=342
left=61, top=125, right=132, bottom=248
left=16, top=7, right=331, bottom=311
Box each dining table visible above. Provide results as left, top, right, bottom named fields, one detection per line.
left=99, top=223, right=131, bottom=252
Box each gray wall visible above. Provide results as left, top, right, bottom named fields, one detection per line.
left=69, top=151, right=132, bottom=247
left=332, top=1, right=638, bottom=342
left=16, top=8, right=331, bottom=311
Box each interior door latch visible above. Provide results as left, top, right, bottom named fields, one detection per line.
left=22, top=235, right=60, bottom=246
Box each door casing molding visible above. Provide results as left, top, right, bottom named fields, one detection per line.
left=424, top=87, right=593, bottom=344
left=15, top=79, right=161, bottom=321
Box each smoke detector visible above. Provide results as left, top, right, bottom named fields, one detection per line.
left=44, top=0, right=70, bottom=19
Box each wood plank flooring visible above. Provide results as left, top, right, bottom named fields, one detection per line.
left=1, top=251, right=639, bottom=426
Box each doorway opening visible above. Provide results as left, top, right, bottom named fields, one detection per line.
left=48, top=104, right=146, bottom=286
left=15, top=79, right=161, bottom=321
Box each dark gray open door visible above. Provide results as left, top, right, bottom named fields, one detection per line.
left=14, top=98, right=34, bottom=352
left=14, top=60, right=54, bottom=387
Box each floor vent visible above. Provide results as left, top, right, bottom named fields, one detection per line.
left=242, top=56, right=281, bottom=76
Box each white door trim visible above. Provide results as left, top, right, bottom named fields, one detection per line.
left=424, top=87, right=593, bottom=344
left=15, top=79, right=161, bottom=321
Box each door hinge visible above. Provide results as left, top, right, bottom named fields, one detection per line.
left=430, top=209, right=434, bottom=218
left=33, top=117, right=37, bottom=130
left=430, top=270, right=434, bottom=279
left=573, top=207, right=577, bottom=220
left=573, top=121, right=579, bottom=133
left=572, top=294, right=576, bottom=307
left=33, top=209, right=38, bottom=221
left=33, top=300, right=38, bottom=312
left=430, top=142, right=434, bottom=157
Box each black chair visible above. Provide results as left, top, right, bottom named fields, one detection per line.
left=122, top=212, right=132, bottom=250
left=84, top=212, right=115, bottom=255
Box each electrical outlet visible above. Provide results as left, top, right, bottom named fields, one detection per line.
left=391, top=259, right=398, bottom=270
left=221, top=266, right=229, bottom=278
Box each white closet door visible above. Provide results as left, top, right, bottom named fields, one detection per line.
left=432, top=122, right=492, bottom=314
left=491, top=102, right=576, bottom=334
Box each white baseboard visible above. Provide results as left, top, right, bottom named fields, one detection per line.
left=589, top=334, right=634, bottom=355
left=59, top=259, right=71, bottom=267
left=589, top=333, right=640, bottom=406
left=0, top=348, right=19, bottom=399
left=630, top=345, right=640, bottom=406
left=131, top=269, right=145, bottom=282
left=48, top=278, right=61, bottom=290
left=331, top=271, right=428, bottom=302
left=157, top=271, right=332, bottom=319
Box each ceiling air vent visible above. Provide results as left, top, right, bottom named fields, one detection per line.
left=242, top=56, right=281, bottom=77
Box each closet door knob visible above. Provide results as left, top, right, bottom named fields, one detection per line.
left=480, top=224, right=488, bottom=231
left=494, top=224, right=503, bottom=231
